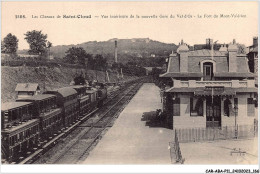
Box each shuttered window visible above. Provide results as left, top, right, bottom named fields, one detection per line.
left=173, top=98, right=180, bottom=116
left=247, top=98, right=255, bottom=117
left=234, top=98, right=238, bottom=116
left=190, top=98, right=203, bottom=116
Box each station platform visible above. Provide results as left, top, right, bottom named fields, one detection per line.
left=83, top=83, right=173, bottom=164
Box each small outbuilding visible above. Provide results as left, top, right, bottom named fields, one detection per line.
left=15, top=83, right=40, bottom=99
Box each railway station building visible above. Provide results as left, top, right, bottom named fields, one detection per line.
left=160, top=40, right=257, bottom=129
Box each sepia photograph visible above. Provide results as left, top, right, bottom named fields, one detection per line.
left=1, top=1, right=259, bottom=173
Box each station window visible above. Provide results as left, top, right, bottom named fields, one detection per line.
left=224, top=99, right=232, bottom=117
left=190, top=98, right=203, bottom=116
left=173, top=98, right=180, bottom=116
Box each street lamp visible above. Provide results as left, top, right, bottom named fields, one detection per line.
left=234, top=104, right=238, bottom=139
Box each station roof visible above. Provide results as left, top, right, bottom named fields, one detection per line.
left=214, top=72, right=256, bottom=78
left=15, top=83, right=40, bottom=92
left=16, top=94, right=56, bottom=101
left=235, top=88, right=258, bottom=93
left=160, top=72, right=256, bottom=78
left=165, top=87, right=200, bottom=93
left=164, top=47, right=249, bottom=77
left=2, top=102, right=32, bottom=111
left=165, top=87, right=257, bottom=95
left=188, top=49, right=228, bottom=57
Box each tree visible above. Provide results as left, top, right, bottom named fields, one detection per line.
left=1, top=41, right=5, bottom=53
left=94, top=54, right=107, bottom=71
left=24, top=30, right=48, bottom=55
left=74, top=74, right=86, bottom=85
left=237, top=44, right=247, bottom=54
left=46, top=41, right=52, bottom=59
left=64, top=47, right=88, bottom=65
left=2, top=33, right=19, bottom=54
left=86, top=54, right=95, bottom=69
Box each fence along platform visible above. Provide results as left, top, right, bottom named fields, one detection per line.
left=175, top=123, right=258, bottom=143
left=169, top=130, right=185, bottom=164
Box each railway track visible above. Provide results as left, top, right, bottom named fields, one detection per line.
left=32, top=82, right=143, bottom=164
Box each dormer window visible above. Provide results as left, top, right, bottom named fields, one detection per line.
left=203, top=62, right=213, bottom=81
left=200, top=60, right=216, bottom=81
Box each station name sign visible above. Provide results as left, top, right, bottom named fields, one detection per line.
left=204, top=86, right=225, bottom=91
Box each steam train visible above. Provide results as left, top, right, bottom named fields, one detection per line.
left=1, top=84, right=107, bottom=163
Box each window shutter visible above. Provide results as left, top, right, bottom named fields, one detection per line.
left=196, top=98, right=204, bottom=116
left=234, top=98, right=238, bottom=116
left=173, top=98, right=180, bottom=116
left=190, top=98, right=193, bottom=115
left=247, top=98, right=255, bottom=116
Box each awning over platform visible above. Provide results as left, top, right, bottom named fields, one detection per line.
left=235, top=88, right=258, bottom=93
left=214, top=72, right=256, bottom=78
left=159, top=72, right=203, bottom=78
left=160, top=72, right=256, bottom=78
left=165, top=87, right=257, bottom=96
left=165, top=87, right=201, bottom=93
left=194, top=88, right=236, bottom=96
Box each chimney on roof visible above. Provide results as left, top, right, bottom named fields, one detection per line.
left=115, top=40, right=118, bottom=63
left=219, top=45, right=227, bottom=52
left=228, top=40, right=238, bottom=72
left=253, top=37, right=258, bottom=47
left=206, top=38, right=213, bottom=45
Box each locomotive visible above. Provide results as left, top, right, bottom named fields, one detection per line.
left=1, top=84, right=107, bottom=163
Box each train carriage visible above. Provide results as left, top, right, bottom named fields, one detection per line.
left=44, top=87, right=79, bottom=128
left=85, top=87, right=98, bottom=111
left=1, top=102, right=40, bottom=163
left=16, top=94, right=62, bottom=142
left=96, top=87, right=107, bottom=107
left=71, top=85, right=90, bottom=117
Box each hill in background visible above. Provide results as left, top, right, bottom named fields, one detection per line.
left=1, top=66, right=136, bottom=103
left=18, top=38, right=177, bottom=65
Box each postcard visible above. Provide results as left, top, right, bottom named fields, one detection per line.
left=1, top=1, right=259, bottom=173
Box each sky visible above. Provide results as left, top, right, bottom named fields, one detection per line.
left=1, top=1, right=258, bottom=50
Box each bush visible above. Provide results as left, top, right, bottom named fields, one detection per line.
left=1, top=59, right=85, bottom=69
